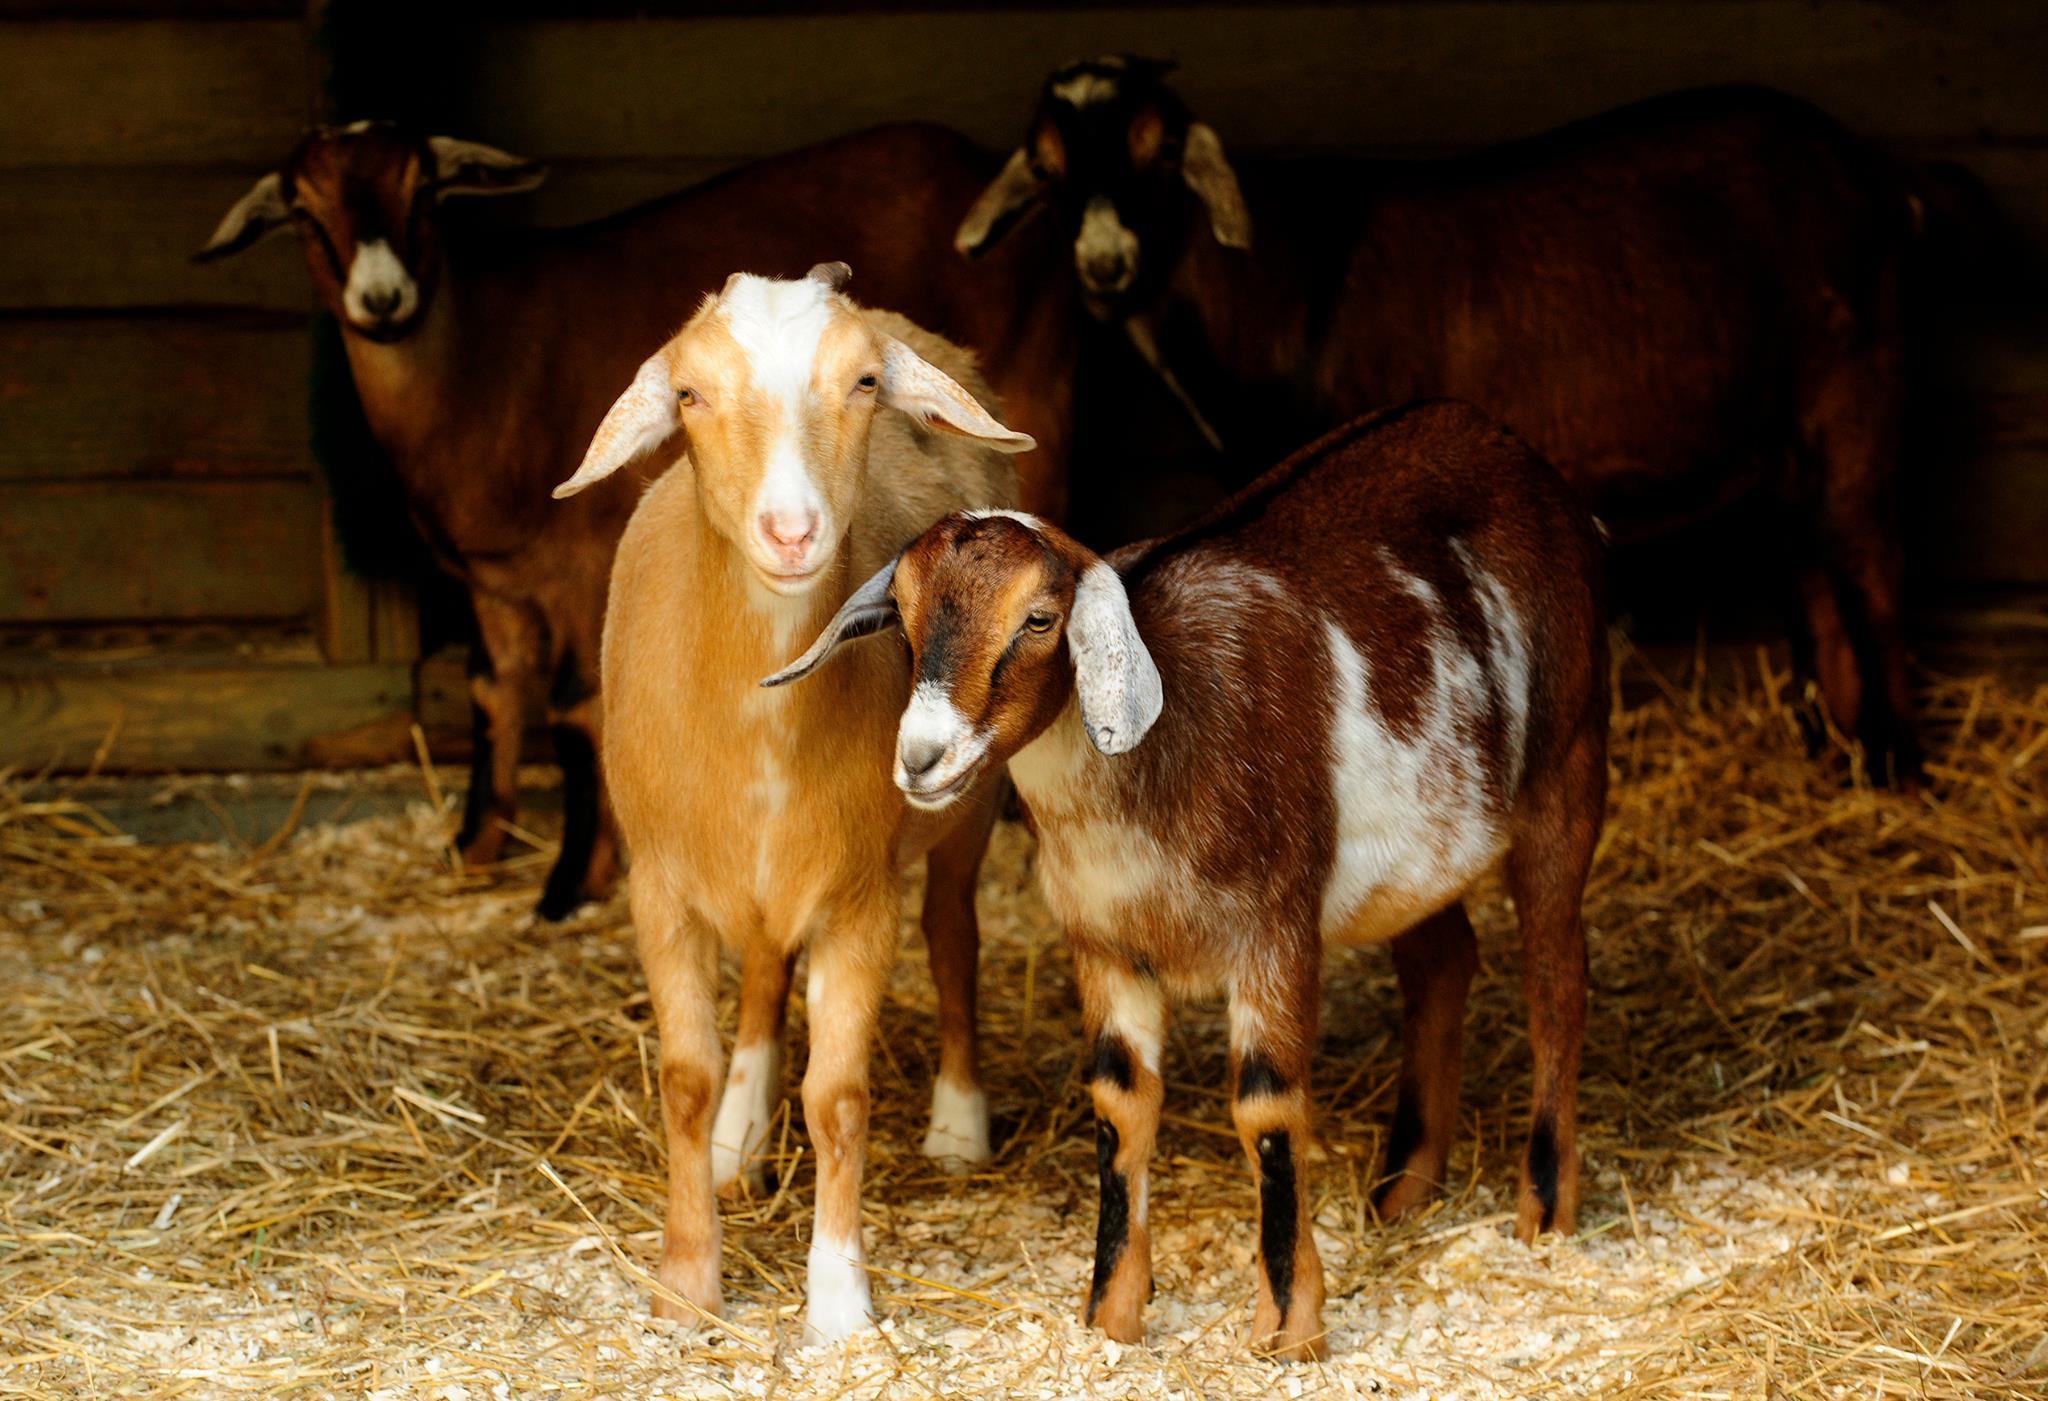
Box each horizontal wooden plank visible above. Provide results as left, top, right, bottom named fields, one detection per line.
left=0, top=315, right=314, bottom=480
left=0, top=167, right=314, bottom=311
left=0, top=479, right=323, bottom=622
left=0, top=20, right=307, bottom=166
left=3, top=7, right=2042, bottom=171
left=454, top=6, right=2048, bottom=162
left=0, top=657, right=413, bottom=771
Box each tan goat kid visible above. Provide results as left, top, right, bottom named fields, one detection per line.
left=554, top=264, right=1033, bottom=1342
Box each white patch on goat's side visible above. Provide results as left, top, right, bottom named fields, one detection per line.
left=709, top=1041, right=780, bottom=1190
left=342, top=239, right=418, bottom=326
left=804, top=1232, right=874, bottom=1345
left=1453, top=538, right=1533, bottom=791
left=922, top=1077, right=992, bottom=1165
left=1319, top=614, right=1506, bottom=945
left=1052, top=71, right=1122, bottom=107
left=1007, top=701, right=1092, bottom=809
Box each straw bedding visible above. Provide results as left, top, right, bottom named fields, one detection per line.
left=2, top=650, right=2043, bottom=1399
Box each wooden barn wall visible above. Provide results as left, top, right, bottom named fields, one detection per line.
left=0, top=2, right=2041, bottom=766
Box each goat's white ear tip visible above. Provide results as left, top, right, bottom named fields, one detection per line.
left=550, top=482, right=577, bottom=500
left=1004, top=431, right=1038, bottom=454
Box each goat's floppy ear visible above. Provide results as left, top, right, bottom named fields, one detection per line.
left=1068, top=561, right=1162, bottom=754
left=196, top=172, right=292, bottom=262
left=879, top=336, right=1036, bottom=453
left=427, top=136, right=548, bottom=198
left=760, top=555, right=900, bottom=687
left=955, top=148, right=1048, bottom=258
left=1181, top=122, right=1252, bottom=250
left=553, top=353, right=677, bottom=498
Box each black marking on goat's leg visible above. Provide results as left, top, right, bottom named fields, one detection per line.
left=1235, top=1053, right=1287, bottom=1102
left=549, top=646, right=593, bottom=711
left=456, top=700, right=495, bottom=850
left=1086, top=1118, right=1130, bottom=1322
left=1525, top=1117, right=1561, bottom=1233
left=1256, top=1131, right=1298, bottom=1320
left=538, top=723, right=599, bottom=921
left=1090, top=1036, right=1135, bottom=1093
left=1374, top=1090, right=1426, bottom=1206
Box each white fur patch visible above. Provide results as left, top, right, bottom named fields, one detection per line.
left=1319, top=600, right=1509, bottom=943
left=1455, top=539, right=1533, bottom=789
left=720, top=275, right=841, bottom=569
left=709, top=1042, right=780, bottom=1190
left=921, top=1078, right=992, bottom=1166
left=1101, top=965, right=1166, bottom=1075
left=962, top=508, right=1044, bottom=529
left=1051, top=71, right=1122, bottom=107
left=1075, top=196, right=1139, bottom=292
left=342, top=239, right=418, bottom=327
left=804, top=1233, right=874, bottom=1345
left=896, top=682, right=990, bottom=806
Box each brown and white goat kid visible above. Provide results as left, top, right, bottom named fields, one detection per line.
left=555, top=264, right=1032, bottom=1343
left=769, top=401, right=1608, bottom=1359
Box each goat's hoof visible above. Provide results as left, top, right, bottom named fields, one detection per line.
left=457, top=830, right=508, bottom=869
left=803, top=1240, right=875, bottom=1347
left=1371, top=1169, right=1441, bottom=1222
left=652, top=1257, right=722, bottom=1329
left=534, top=882, right=590, bottom=922
left=1512, top=1192, right=1575, bottom=1245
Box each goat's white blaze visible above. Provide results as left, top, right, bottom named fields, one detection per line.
left=803, top=1231, right=873, bottom=1345
left=721, top=275, right=837, bottom=556
left=1075, top=196, right=1140, bottom=291
left=921, top=1077, right=991, bottom=1166
left=709, top=1042, right=779, bottom=1191
left=342, top=239, right=418, bottom=327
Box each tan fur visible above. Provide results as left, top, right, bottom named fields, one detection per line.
left=600, top=294, right=1019, bottom=1335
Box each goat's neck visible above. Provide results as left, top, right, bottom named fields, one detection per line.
left=693, top=519, right=844, bottom=676
left=340, top=268, right=559, bottom=554
left=1165, top=228, right=1313, bottom=391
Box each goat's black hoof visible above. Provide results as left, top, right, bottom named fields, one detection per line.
left=535, top=880, right=588, bottom=922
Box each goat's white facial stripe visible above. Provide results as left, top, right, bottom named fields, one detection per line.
left=342, top=239, right=418, bottom=326
left=1075, top=197, right=1139, bottom=290
left=895, top=681, right=990, bottom=806
left=720, top=275, right=841, bottom=574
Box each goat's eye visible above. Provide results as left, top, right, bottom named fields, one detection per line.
left=855, top=374, right=879, bottom=393
left=1025, top=612, right=1057, bottom=634
left=676, top=387, right=697, bottom=406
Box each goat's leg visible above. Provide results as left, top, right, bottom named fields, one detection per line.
left=712, top=942, right=795, bottom=1198
left=538, top=697, right=617, bottom=920
left=459, top=594, right=541, bottom=870
left=918, top=790, right=997, bottom=1167
left=1229, top=962, right=1327, bottom=1362
left=634, top=869, right=725, bottom=1323
left=455, top=644, right=501, bottom=856
left=798, top=893, right=895, bottom=1344
left=1798, top=338, right=1920, bottom=787
left=1506, top=728, right=1604, bottom=1243
left=1076, top=954, right=1167, bottom=1345
left=1374, top=903, right=1478, bottom=1221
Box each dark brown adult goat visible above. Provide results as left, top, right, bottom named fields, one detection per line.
left=201, top=121, right=1076, bottom=916
left=961, top=60, right=1924, bottom=783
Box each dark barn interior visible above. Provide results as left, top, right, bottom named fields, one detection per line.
left=2, top=3, right=2044, bottom=1397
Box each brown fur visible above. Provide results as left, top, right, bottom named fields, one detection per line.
left=850, top=401, right=1608, bottom=1359
left=203, top=121, right=1078, bottom=914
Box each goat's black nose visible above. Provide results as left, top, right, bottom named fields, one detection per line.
left=900, top=738, right=946, bottom=779
left=361, top=287, right=402, bottom=317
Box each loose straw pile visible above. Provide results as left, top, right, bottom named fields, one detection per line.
left=0, top=648, right=2042, bottom=1398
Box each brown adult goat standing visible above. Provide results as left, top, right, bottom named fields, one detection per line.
left=962, top=61, right=1922, bottom=783
left=200, top=120, right=1076, bottom=917
left=770, top=401, right=1610, bottom=1359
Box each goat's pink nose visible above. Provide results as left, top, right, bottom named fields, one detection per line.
left=759, top=511, right=819, bottom=561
